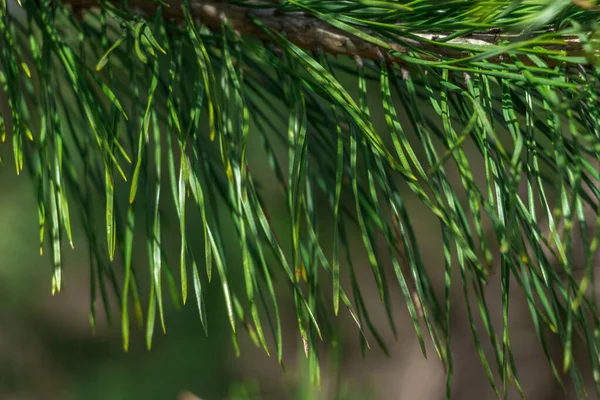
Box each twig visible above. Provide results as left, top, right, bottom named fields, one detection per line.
left=66, top=0, right=590, bottom=63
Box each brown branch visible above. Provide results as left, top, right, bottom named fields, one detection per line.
left=71, top=0, right=589, bottom=64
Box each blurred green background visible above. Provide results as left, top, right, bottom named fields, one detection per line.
left=0, top=168, right=229, bottom=400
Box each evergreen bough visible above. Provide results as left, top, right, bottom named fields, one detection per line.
left=1, top=0, right=600, bottom=397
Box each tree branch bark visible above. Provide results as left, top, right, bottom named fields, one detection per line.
left=71, top=0, right=588, bottom=64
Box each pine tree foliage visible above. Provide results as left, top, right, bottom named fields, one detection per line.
left=1, top=0, right=600, bottom=397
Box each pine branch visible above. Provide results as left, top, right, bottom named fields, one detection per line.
left=66, top=0, right=589, bottom=64
left=3, top=1, right=600, bottom=397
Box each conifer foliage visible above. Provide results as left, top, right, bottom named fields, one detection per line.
left=1, top=0, right=600, bottom=397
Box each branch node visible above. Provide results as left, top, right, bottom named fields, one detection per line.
left=401, top=67, right=409, bottom=80
left=375, top=48, right=385, bottom=63
left=353, top=55, right=363, bottom=69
